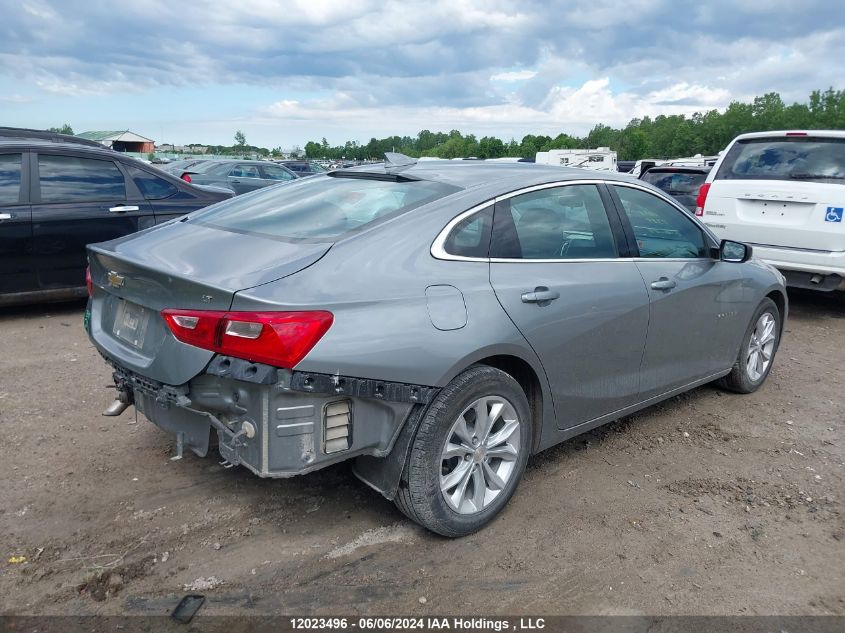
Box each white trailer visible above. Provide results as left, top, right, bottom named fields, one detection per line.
left=535, top=147, right=618, bottom=171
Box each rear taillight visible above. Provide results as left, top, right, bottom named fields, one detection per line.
left=161, top=309, right=333, bottom=369
left=694, top=182, right=711, bottom=217
left=181, top=173, right=192, bottom=183
left=85, top=266, right=93, bottom=297
left=785, top=132, right=807, bottom=136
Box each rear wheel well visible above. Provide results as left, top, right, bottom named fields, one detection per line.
left=474, top=355, right=543, bottom=452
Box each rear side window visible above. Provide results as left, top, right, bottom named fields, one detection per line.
left=0, top=153, right=22, bottom=205
left=192, top=174, right=461, bottom=241
left=490, top=184, right=617, bottom=260
left=128, top=166, right=178, bottom=199
left=443, top=208, right=493, bottom=258
left=38, top=155, right=125, bottom=202
left=230, top=164, right=260, bottom=178
left=614, top=186, right=707, bottom=258
left=716, top=137, right=845, bottom=184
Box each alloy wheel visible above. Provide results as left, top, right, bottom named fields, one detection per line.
left=439, top=396, right=521, bottom=514
left=746, top=312, right=777, bottom=382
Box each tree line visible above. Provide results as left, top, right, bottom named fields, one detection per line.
left=303, top=88, right=845, bottom=161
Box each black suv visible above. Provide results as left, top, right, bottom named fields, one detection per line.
left=0, top=132, right=233, bottom=306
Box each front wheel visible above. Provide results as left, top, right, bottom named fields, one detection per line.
left=395, top=366, right=532, bottom=537
left=717, top=297, right=781, bottom=394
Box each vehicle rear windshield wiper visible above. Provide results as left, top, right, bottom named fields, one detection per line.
left=789, top=173, right=845, bottom=180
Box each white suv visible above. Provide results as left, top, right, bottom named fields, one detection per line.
left=697, top=130, right=845, bottom=291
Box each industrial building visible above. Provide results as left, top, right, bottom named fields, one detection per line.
left=75, top=130, right=155, bottom=153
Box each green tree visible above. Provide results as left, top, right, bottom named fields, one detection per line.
left=48, top=124, right=74, bottom=135
left=234, top=130, right=246, bottom=147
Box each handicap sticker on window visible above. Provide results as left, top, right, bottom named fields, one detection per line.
left=826, top=207, right=843, bottom=222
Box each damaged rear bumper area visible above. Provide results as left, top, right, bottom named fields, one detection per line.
left=106, top=355, right=438, bottom=478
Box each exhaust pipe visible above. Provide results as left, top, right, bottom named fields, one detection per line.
left=103, top=399, right=130, bottom=416
left=103, top=388, right=133, bottom=417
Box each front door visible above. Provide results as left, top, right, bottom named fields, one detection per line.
left=259, top=164, right=297, bottom=186
left=609, top=183, right=745, bottom=398
left=31, top=152, right=154, bottom=290
left=488, top=183, right=650, bottom=429
left=0, top=151, right=34, bottom=295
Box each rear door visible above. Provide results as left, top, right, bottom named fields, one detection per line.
left=31, top=151, right=154, bottom=290
left=704, top=135, right=845, bottom=250
left=488, top=182, right=650, bottom=429
left=227, top=164, right=265, bottom=195
left=609, top=183, right=746, bottom=396
left=0, top=151, right=35, bottom=295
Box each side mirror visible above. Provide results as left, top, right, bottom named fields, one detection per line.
left=720, top=239, right=752, bottom=263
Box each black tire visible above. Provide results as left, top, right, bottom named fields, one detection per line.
left=717, top=297, right=781, bottom=394
left=395, top=365, right=532, bottom=537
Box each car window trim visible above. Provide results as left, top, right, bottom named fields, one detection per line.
left=0, top=150, right=28, bottom=206
left=606, top=181, right=720, bottom=259
left=432, top=179, right=630, bottom=263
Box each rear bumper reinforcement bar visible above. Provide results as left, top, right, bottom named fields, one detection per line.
left=289, top=371, right=438, bottom=405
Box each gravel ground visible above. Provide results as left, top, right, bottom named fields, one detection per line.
left=0, top=290, right=843, bottom=616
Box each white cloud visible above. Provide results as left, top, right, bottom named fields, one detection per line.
left=0, top=0, right=842, bottom=144
left=491, top=70, right=538, bottom=82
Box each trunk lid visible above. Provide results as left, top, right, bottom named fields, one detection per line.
left=87, top=220, right=331, bottom=385
left=706, top=180, right=845, bottom=251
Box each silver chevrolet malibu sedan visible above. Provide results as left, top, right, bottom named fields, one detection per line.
left=86, top=155, right=786, bottom=536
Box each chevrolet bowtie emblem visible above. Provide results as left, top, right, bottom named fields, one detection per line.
left=107, top=271, right=125, bottom=288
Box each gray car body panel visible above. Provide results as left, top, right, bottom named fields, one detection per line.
left=86, top=162, right=787, bottom=494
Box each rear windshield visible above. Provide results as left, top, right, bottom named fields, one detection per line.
left=716, top=137, right=845, bottom=184
left=641, top=170, right=708, bottom=195
left=190, top=174, right=460, bottom=241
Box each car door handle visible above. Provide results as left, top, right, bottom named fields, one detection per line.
left=650, top=277, right=677, bottom=290
left=521, top=287, right=560, bottom=304
left=0, top=212, right=12, bottom=220
left=230, top=179, right=241, bottom=184
left=109, top=205, right=139, bottom=213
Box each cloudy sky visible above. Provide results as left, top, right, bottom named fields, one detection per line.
left=1, top=0, right=842, bottom=148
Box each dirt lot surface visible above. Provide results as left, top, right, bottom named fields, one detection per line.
left=1, top=290, right=843, bottom=617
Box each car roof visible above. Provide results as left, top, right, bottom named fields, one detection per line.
left=0, top=137, right=127, bottom=155
left=0, top=126, right=106, bottom=148
left=732, top=130, right=845, bottom=141
left=343, top=160, right=637, bottom=190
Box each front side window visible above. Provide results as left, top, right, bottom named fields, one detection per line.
left=38, top=155, right=125, bottom=203
left=0, top=153, right=22, bottom=205
left=716, top=137, right=845, bottom=184
left=261, top=165, right=295, bottom=181
left=490, top=184, right=617, bottom=260
left=614, top=185, right=707, bottom=258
